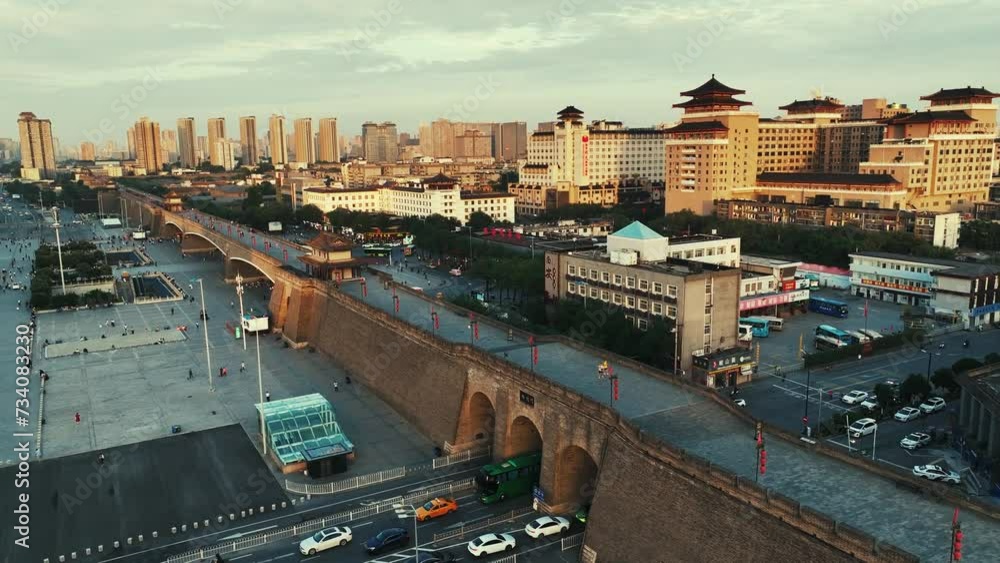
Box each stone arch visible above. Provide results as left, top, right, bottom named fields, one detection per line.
left=182, top=231, right=227, bottom=256
left=505, top=414, right=543, bottom=459
left=456, top=391, right=496, bottom=446
left=162, top=222, right=183, bottom=239
left=228, top=256, right=275, bottom=284
left=552, top=444, right=599, bottom=508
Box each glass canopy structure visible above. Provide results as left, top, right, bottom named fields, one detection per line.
left=255, top=393, right=354, bottom=466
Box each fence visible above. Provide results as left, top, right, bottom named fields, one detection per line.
left=432, top=445, right=491, bottom=469
left=286, top=466, right=406, bottom=496
left=432, top=506, right=535, bottom=543
left=163, top=478, right=474, bottom=563
left=561, top=533, right=584, bottom=551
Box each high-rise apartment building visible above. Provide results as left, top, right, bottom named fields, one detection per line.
left=293, top=118, right=314, bottom=165
left=79, top=141, right=96, bottom=161
left=126, top=126, right=137, bottom=159
left=160, top=129, right=177, bottom=164
left=860, top=87, right=998, bottom=212
left=17, top=112, right=57, bottom=179
left=318, top=118, right=340, bottom=163
left=239, top=116, right=258, bottom=165
left=842, top=98, right=912, bottom=121
left=494, top=121, right=528, bottom=161
left=210, top=140, right=236, bottom=171
left=455, top=129, right=493, bottom=159
left=268, top=114, right=288, bottom=165
left=177, top=117, right=196, bottom=168
left=207, top=118, right=226, bottom=168
left=133, top=117, right=163, bottom=173
left=362, top=122, right=399, bottom=162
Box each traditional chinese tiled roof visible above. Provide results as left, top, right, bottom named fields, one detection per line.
left=779, top=98, right=844, bottom=113
left=920, top=86, right=999, bottom=101
left=679, top=75, right=745, bottom=97
left=662, top=121, right=729, bottom=134
left=888, top=110, right=977, bottom=125
left=557, top=105, right=584, bottom=117
left=423, top=172, right=458, bottom=185
left=305, top=231, right=354, bottom=252
left=757, top=172, right=900, bottom=186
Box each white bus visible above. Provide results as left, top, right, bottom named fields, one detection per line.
left=815, top=334, right=847, bottom=350
left=738, top=324, right=754, bottom=343
left=858, top=329, right=883, bottom=340
left=847, top=330, right=870, bottom=344
left=757, top=316, right=784, bottom=332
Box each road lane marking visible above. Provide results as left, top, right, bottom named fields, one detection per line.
left=230, top=555, right=254, bottom=561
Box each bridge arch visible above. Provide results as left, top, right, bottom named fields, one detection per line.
left=456, top=391, right=496, bottom=447
left=182, top=231, right=227, bottom=256
left=505, top=414, right=543, bottom=459
left=552, top=444, right=599, bottom=508
left=228, top=256, right=275, bottom=284
left=162, top=221, right=183, bottom=239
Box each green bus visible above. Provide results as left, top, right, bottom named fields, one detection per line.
left=475, top=452, right=542, bottom=504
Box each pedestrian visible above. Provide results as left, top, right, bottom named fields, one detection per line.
left=219, top=367, right=224, bottom=378
left=222, top=367, right=228, bottom=377
left=265, top=392, right=270, bottom=402
left=188, top=368, right=193, bottom=380
left=74, top=412, right=81, bottom=423
left=334, top=381, right=339, bottom=392
left=98, top=453, right=105, bottom=465
left=240, top=361, right=246, bottom=373
left=170, top=307, right=174, bottom=315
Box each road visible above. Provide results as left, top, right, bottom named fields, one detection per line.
left=178, top=208, right=309, bottom=264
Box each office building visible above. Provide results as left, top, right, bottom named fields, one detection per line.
left=206, top=118, right=226, bottom=168
left=318, top=118, right=340, bottom=163
left=842, top=98, right=912, bottom=121
left=211, top=140, right=236, bottom=171
left=362, top=121, right=399, bottom=162
left=543, top=221, right=742, bottom=376
left=17, top=112, right=56, bottom=179
left=239, top=116, right=258, bottom=165
left=126, top=126, right=136, bottom=159
left=293, top=118, right=314, bottom=165
left=160, top=129, right=177, bottom=164
left=176, top=117, right=196, bottom=167
left=133, top=117, right=163, bottom=174
left=860, top=86, right=998, bottom=212
left=455, top=129, right=492, bottom=159
left=494, top=121, right=528, bottom=161
left=79, top=141, right=96, bottom=161
left=269, top=114, right=288, bottom=165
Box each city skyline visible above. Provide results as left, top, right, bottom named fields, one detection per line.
left=3, top=0, right=999, bottom=146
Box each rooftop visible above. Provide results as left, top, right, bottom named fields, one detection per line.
left=612, top=221, right=664, bottom=241
left=888, top=110, right=977, bottom=125
left=741, top=254, right=803, bottom=268
left=779, top=98, right=845, bottom=113
left=460, top=191, right=516, bottom=199
left=568, top=248, right=736, bottom=277
left=851, top=251, right=1000, bottom=278
left=662, top=121, right=729, bottom=134
left=667, top=233, right=733, bottom=245
left=255, top=393, right=354, bottom=465
left=757, top=172, right=900, bottom=186
left=679, top=75, right=746, bottom=97
left=920, top=86, right=1000, bottom=102
left=305, top=231, right=354, bottom=252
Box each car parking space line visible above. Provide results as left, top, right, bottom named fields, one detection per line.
left=230, top=555, right=254, bottom=561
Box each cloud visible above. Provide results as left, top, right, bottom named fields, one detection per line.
left=168, top=21, right=224, bottom=30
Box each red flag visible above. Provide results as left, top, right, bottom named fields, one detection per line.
left=482, top=227, right=489, bottom=235
left=362, top=281, right=368, bottom=297
left=528, top=335, right=535, bottom=346
left=864, top=300, right=869, bottom=318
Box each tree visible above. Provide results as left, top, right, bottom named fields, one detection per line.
left=467, top=211, right=493, bottom=231
left=952, top=358, right=984, bottom=373
left=296, top=204, right=324, bottom=225
left=243, top=186, right=264, bottom=209
left=931, top=368, right=959, bottom=394
left=873, top=383, right=896, bottom=410
left=985, top=353, right=1000, bottom=365
left=900, top=373, right=931, bottom=404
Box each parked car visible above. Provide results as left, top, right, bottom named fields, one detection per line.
left=848, top=418, right=878, bottom=437
left=912, top=464, right=961, bottom=484
left=859, top=397, right=880, bottom=411
left=919, top=397, right=946, bottom=414
left=365, top=528, right=410, bottom=554
left=894, top=407, right=922, bottom=422
left=525, top=516, right=571, bottom=539
left=900, top=432, right=931, bottom=450
left=467, top=533, right=516, bottom=557
left=416, top=497, right=459, bottom=522
left=299, top=526, right=352, bottom=555
left=842, top=390, right=869, bottom=405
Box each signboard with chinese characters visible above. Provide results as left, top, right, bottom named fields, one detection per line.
left=739, top=289, right=810, bottom=312
left=543, top=253, right=560, bottom=300
left=581, top=135, right=590, bottom=178
left=860, top=278, right=929, bottom=294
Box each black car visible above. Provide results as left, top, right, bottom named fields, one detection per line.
left=403, top=551, right=456, bottom=563
left=364, top=527, right=410, bottom=554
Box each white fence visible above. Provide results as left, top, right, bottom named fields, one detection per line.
left=561, top=533, right=584, bottom=550
left=432, top=445, right=491, bottom=469
left=286, top=466, right=406, bottom=496
left=163, top=479, right=474, bottom=563
left=432, top=506, right=535, bottom=543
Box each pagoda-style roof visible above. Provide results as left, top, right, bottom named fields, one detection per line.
left=779, top=98, right=844, bottom=113
left=423, top=172, right=458, bottom=185
left=305, top=231, right=354, bottom=252
left=679, top=75, right=745, bottom=97
left=557, top=105, right=584, bottom=119
left=662, top=121, right=729, bottom=134
left=920, top=86, right=999, bottom=102
left=673, top=96, right=752, bottom=109
left=888, top=110, right=977, bottom=125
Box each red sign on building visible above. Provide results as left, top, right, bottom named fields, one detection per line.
left=581, top=135, right=589, bottom=177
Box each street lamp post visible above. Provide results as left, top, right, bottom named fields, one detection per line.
left=920, top=348, right=940, bottom=386
left=393, top=504, right=419, bottom=557
left=51, top=208, right=66, bottom=295
left=235, top=273, right=247, bottom=351
left=194, top=278, right=214, bottom=392
left=256, top=330, right=267, bottom=455
left=801, top=349, right=812, bottom=437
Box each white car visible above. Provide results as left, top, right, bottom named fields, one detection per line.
left=525, top=516, right=570, bottom=538
left=842, top=390, right=869, bottom=405
left=848, top=418, right=877, bottom=437
left=894, top=407, right=922, bottom=422
left=468, top=533, right=516, bottom=557
left=299, top=526, right=352, bottom=555
left=912, top=464, right=961, bottom=484
left=900, top=432, right=931, bottom=450
left=859, top=397, right=879, bottom=411
left=919, top=397, right=946, bottom=414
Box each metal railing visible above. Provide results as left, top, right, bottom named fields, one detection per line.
left=432, top=506, right=535, bottom=543
left=561, top=533, right=584, bottom=551
left=285, top=466, right=407, bottom=496
left=432, top=445, right=491, bottom=469
left=163, top=478, right=474, bottom=563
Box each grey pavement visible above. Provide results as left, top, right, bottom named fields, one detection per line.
left=178, top=208, right=308, bottom=263
left=344, top=270, right=1000, bottom=561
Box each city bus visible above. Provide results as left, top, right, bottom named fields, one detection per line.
left=739, top=317, right=771, bottom=338
left=738, top=324, right=754, bottom=343
left=814, top=334, right=847, bottom=350
left=757, top=316, right=784, bottom=332
left=858, top=329, right=883, bottom=340
left=815, top=325, right=857, bottom=346
left=475, top=452, right=542, bottom=504
left=847, top=330, right=870, bottom=344
left=808, top=296, right=849, bottom=318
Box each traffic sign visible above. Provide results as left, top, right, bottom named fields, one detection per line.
left=532, top=486, right=545, bottom=501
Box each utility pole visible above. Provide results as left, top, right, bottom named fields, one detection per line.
left=196, top=278, right=214, bottom=392
left=235, top=273, right=247, bottom=351
left=256, top=330, right=266, bottom=455
left=801, top=348, right=812, bottom=438
left=52, top=208, right=66, bottom=295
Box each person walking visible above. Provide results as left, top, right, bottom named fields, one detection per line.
left=74, top=412, right=81, bottom=423
left=333, top=381, right=339, bottom=392
left=188, top=368, right=193, bottom=380
left=240, top=361, right=246, bottom=373
left=265, top=391, right=270, bottom=402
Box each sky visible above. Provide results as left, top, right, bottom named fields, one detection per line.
left=2, top=0, right=998, bottom=149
